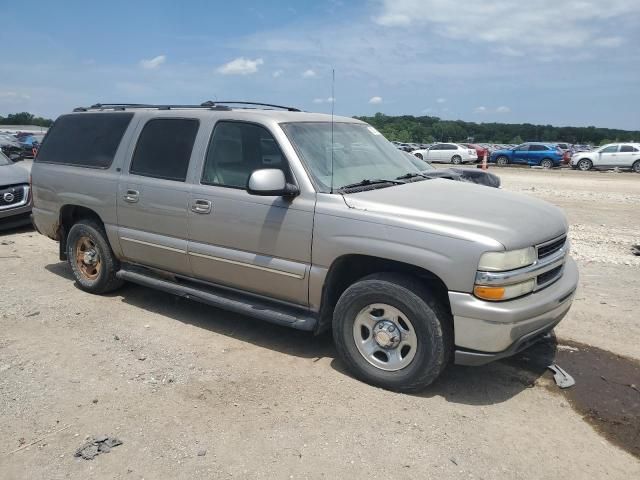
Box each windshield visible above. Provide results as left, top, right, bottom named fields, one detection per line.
left=281, top=122, right=421, bottom=192
left=0, top=152, right=11, bottom=165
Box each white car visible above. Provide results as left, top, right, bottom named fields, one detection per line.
left=412, top=143, right=478, bottom=165
left=571, top=143, right=640, bottom=173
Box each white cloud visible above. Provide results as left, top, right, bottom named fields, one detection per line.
left=140, top=55, right=166, bottom=69
left=302, top=69, right=316, bottom=78
left=594, top=36, right=624, bottom=47
left=217, top=57, right=264, bottom=75
left=436, top=97, right=446, bottom=103
left=369, top=96, right=383, bottom=104
left=474, top=106, right=487, bottom=113
left=272, top=69, right=283, bottom=78
left=373, top=0, right=640, bottom=52
left=496, top=106, right=511, bottom=113
left=313, top=97, right=335, bottom=104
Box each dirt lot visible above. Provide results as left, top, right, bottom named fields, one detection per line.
left=1, top=167, right=639, bottom=479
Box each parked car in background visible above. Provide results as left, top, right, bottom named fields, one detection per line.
left=0, top=151, right=32, bottom=229
left=570, top=143, right=640, bottom=173
left=18, top=135, right=42, bottom=159
left=405, top=153, right=501, bottom=188
left=0, top=134, right=24, bottom=161
left=490, top=143, right=564, bottom=168
left=412, top=143, right=478, bottom=164
left=461, top=143, right=489, bottom=161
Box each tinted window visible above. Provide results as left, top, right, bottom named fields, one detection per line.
left=444, top=144, right=458, bottom=150
left=202, top=121, right=288, bottom=188
left=430, top=144, right=445, bottom=150
left=514, top=144, right=528, bottom=151
left=600, top=145, right=618, bottom=153
left=620, top=145, right=638, bottom=152
left=529, top=144, right=548, bottom=151
left=36, top=113, right=133, bottom=168
left=130, top=118, right=199, bottom=181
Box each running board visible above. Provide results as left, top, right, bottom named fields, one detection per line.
left=116, top=267, right=317, bottom=331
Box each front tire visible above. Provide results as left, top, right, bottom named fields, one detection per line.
left=540, top=159, right=554, bottom=169
left=414, top=152, right=423, bottom=160
left=67, top=220, right=124, bottom=294
left=332, top=273, right=452, bottom=392
left=496, top=156, right=509, bottom=167
left=577, top=158, right=593, bottom=171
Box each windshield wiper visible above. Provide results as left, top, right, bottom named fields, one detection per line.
left=395, top=172, right=428, bottom=181
left=337, top=178, right=405, bottom=191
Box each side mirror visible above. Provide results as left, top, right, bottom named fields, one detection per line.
left=247, top=169, right=299, bottom=197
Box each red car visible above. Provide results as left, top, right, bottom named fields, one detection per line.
left=461, top=143, right=488, bottom=162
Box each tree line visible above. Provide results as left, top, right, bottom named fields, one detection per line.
left=355, top=113, right=639, bottom=146
left=0, top=112, right=54, bottom=127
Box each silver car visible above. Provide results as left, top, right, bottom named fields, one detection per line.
left=31, top=102, right=578, bottom=391
left=412, top=143, right=478, bottom=165
left=571, top=143, right=640, bottom=172
left=0, top=152, right=31, bottom=229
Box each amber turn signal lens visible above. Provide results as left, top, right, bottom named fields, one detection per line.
left=474, top=285, right=505, bottom=301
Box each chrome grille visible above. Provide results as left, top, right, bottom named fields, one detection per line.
left=0, top=185, right=29, bottom=210
left=537, top=236, right=566, bottom=260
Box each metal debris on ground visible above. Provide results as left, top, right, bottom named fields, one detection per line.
left=631, top=245, right=640, bottom=256
left=74, top=435, right=122, bottom=460
left=548, top=364, right=575, bottom=389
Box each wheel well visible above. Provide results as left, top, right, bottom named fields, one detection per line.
left=316, top=255, right=450, bottom=334
left=58, top=205, right=105, bottom=260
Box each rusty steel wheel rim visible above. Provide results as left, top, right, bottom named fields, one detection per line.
left=74, top=236, right=101, bottom=280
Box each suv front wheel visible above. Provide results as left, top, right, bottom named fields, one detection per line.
left=67, top=220, right=124, bottom=294
left=333, top=273, right=452, bottom=392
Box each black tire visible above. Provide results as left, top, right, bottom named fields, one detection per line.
left=414, top=152, right=423, bottom=160
left=496, top=156, right=509, bottom=167
left=332, top=273, right=452, bottom=392
left=633, top=160, right=640, bottom=173
left=540, top=158, right=554, bottom=169
left=66, top=220, right=123, bottom=294
left=577, top=158, right=592, bottom=171
left=451, top=155, right=462, bottom=165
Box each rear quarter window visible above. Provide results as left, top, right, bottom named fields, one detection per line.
left=36, top=113, right=133, bottom=168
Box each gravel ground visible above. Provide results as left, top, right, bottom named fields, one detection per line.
left=1, top=167, right=639, bottom=479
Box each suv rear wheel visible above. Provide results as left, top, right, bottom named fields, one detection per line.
left=633, top=160, right=640, bottom=173
left=67, top=220, right=123, bottom=294
left=332, top=273, right=452, bottom=392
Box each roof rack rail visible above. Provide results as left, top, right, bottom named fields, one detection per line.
left=201, top=100, right=301, bottom=112
left=73, top=103, right=232, bottom=112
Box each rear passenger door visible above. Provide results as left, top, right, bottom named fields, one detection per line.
left=187, top=120, right=314, bottom=306
left=618, top=145, right=639, bottom=168
left=116, top=117, right=200, bottom=275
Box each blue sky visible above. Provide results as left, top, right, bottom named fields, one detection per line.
left=1, top=0, right=639, bottom=129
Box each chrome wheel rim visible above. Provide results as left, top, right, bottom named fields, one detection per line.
left=542, top=160, right=553, bottom=169
left=497, top=157, right=507, bottom=166
left=578, top=160, right=590, bottom=171
left=352, top=303, right=418, bottom=371
left=452, top=156, right=461, bottom=164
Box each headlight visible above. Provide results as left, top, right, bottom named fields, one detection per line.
left=474, top=279, right=535, bottom=301
left=478, top=247, right=536, bottom=272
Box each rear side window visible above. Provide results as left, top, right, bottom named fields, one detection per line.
left=620, top=145, right=639, bottom=152
left=36, top=113, right=133, bottom=168
left=529, top=145, right=547, bottom=151
left=130, top=118, right=199, bottom=181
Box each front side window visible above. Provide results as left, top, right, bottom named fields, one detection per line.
left=599, top=145, right=619, bottom=153
left=282, top=122, right=421, bottom=193
left=130, top=118, right=199, bottom=181
left=514, top=144, right=529, bottom=151
left=202, top=121, right=288, bottom=188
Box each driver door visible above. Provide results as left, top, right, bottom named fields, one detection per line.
left=598, top=145, right=619, bottom=167
left=187, top=120, right=314, bottom=306
left=512, top=144, right=529, bottom=164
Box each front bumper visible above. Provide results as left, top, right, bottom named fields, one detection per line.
left=449, top=256, right=578, bottom=366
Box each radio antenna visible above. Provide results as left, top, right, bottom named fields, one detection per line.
left=330, top=68, right=335, bottom=194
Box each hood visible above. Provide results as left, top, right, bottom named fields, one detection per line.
left=0, top=162, right=30, bottom=187
left=342, top=179, right=567, bottom=250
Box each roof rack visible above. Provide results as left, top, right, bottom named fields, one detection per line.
left=200, top=100, right=301, bottom=112
left=72, top=101, right=301, bottom=113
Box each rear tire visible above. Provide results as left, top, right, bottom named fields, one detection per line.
left=540, top=159, right=554, bottom=169
left=66, top=220, right=124, bottom=294
left=496, top=156, right=509, bottom=167
left=414, top=152, right=423, bottom=160
left=633, top=160, right=640, bottom=173
left=577, top=158, right=592, bottom=171
left=451, top=155, right=462, bottom=165
left=332, top=273, right=452, bottom=392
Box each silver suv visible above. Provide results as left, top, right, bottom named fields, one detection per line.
left=31, top=102, right=578, bottom=391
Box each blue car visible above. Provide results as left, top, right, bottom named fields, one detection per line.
left=490, top=143, right=564, bottom=169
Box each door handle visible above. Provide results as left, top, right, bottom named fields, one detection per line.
left=191, top=199, right=212, bottom=214
left=123, top=190, right=139, bottom=203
